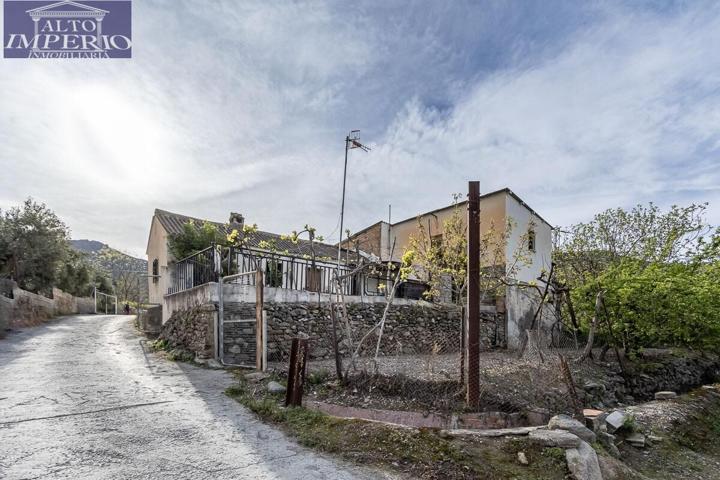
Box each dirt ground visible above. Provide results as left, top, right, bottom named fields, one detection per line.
left=271, top=349, right=619, bottom=415
left=617, top=385, right=720, bottom=480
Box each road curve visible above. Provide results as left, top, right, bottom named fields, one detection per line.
left=0, top=315, right=391, bottom=479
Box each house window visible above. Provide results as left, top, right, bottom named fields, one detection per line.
left=152, top=259, right=159, bottom=284
left=528, top=230, right=536, bottom=252
left=265, top=260, right=283, bottom=288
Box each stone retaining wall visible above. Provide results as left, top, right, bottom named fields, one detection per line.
left=0, top=281, right=101, bottom=338
left=581, top=350, right=720, bottom=408
left=159, top=304, right=215, bottom=358
left=265, top=302, right=505, bottom=360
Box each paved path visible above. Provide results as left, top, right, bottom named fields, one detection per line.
left=0, top=315, right=391, bottom=479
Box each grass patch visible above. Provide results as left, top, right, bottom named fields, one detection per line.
left=149, top=338, right=195, bottom=362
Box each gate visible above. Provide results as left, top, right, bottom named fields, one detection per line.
left=217, top=270, right=266, bottom=370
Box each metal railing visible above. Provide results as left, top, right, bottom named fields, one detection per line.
left=167, top=246, right=219, bottom=295
left=230, top=247, right=355, bottom=295
left=166, top=244, right=430, bottom=299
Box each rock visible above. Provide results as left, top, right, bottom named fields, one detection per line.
left=626, top=432, right=646, bottom=448
left=207, top=359, right=222, bottom=369
left=647, top=434, right=664, bottom=443
left=517, top=452, right=529, bottom=465
left=598, top=431, right=620, bottom=457
left=605, top=410, right=628, bottom=433
left=598, top=454, right=639, bottom=480
left=528, top=429, right=582, bottom=448
left=654, top=391, right=677, bottom=400
left=245, top=372, right=270, bottom=382
left=548, top=414, right=597, bottom=443
left=526, top=408, right=551, bottom=426
left=584, top=382, right=606, bottom=393
left=565, top=441, right=603, bottom=480
left=267, top=381, right=286, bottom=394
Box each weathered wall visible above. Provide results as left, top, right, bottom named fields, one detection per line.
left=582, top=351, right=720, bottom=407
left=146, top=216, right=170, bottom=305
left=138, top=305, right=163, bottom=335
left=8, top=288, right=55, bottom=327
left=0, top=296, right=10, bottom=338
left=159, top=304, right=216, bottom=358
left=0, top=281, right=97, bottom=333
left=162, top=283, right=219, bottom=323
left=505, top=285, right=555, bottom=350
left=264, top=302, right=505, bottom=361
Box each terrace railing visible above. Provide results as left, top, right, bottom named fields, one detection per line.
left=167, top=245, right=219, bottom=295
left=229, top=247, right=355, bottom=295
left=166, top=244, right=428, bottom=299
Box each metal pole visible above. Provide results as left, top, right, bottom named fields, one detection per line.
left=467, top=181, right=480, bottom=406
left=93, top=287, right=97, bottom=314
left=218, top=277, right=224, bottom=361
left=330, top=135, right=350, bottom=381
left=337, top=135, right=349, bottom=270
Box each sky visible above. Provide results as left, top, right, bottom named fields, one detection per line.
left=1, top=0, right=719, bottom=258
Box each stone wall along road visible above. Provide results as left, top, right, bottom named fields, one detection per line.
left=0, top=315, right=393, bottom=480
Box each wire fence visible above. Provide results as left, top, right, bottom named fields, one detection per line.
left=264, top=291, right=617, bottom=418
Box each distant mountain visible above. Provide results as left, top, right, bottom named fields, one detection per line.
left=70, top=239, right=108, bottom=253
left=71, top=239, right=148, bottom=302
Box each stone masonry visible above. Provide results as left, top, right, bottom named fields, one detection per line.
left=265, top=302, right=505, bottom=361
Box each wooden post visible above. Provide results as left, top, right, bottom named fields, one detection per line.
left=285, top=337, right=309, bottom=407
left=255, top=270, right=264, bottom=371
left=467, top=181, right=480, bottom=407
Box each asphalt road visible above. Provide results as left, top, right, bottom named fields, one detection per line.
left=0, top=315, right=391, bottom=479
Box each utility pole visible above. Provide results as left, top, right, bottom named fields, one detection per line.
left=331, top=130, right=370, bottom=381
left=467, top=181, right=480, bottom=406
left=336, top=130, right=370, bottom=272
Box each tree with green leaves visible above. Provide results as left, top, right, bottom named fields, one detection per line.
left=168, top=220, right=227, bottom=260
left=555, top=202, right=719, bottom=354
left=0, top=198, right=70, bottom=293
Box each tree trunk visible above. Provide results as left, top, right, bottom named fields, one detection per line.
left=576, top=290, right=604, bottom=363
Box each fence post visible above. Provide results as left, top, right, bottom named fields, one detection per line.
left=467, top=181, right=480, bottom=407
left=285, top=337, right=309, bottom=407
left=255, top=269, right=265, bottom=371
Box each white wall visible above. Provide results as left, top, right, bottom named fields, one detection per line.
left=504, top=194, right=553, bottom=285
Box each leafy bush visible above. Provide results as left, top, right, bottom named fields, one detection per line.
left=572, top=259, right=720, bottom=351
left=557, top=203, right=720, bottom=353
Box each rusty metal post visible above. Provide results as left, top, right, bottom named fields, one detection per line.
left=559, top=354, right=583, bottom=419
left=285, top=337, right=309, bottom=407
left=467, top=181, right=480, bottom=407
left=255, top=270, right=265, bottom=371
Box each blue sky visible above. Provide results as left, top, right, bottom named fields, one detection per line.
left=1, top=0, right=719, bottom=257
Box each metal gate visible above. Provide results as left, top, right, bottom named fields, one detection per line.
left=217, top=270, right=266, bottom=370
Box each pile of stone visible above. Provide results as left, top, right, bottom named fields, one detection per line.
left=526, top=414, right=603, bottom=480
left=519, top=390, right=677, bottom=480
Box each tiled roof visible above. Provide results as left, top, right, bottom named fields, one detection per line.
left=154, top=209, right=342, bottom=260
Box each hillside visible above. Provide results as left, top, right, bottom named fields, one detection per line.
left=70, top=239, right=148, bottom=302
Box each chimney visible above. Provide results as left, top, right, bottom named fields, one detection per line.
left=229, top=212, right=244, bottom=230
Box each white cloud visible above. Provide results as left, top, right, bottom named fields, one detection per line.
left=1, top=1, right=719, bottom=257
